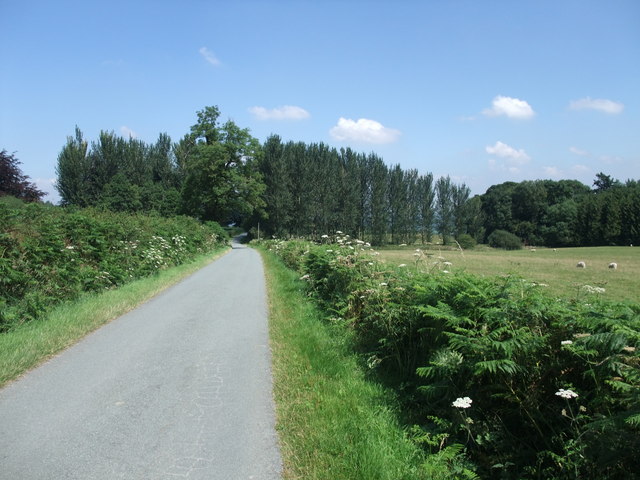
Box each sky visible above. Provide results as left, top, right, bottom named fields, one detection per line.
left=1, top=0, right=639, bottom=204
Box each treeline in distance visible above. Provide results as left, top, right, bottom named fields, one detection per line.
left=45, top=105, right=640, bottom=247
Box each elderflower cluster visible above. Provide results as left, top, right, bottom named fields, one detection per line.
left=452, top=397, right=473, bottom=409
left=581, top=285, right=606, bottom=294
left=555, top=388, right=579, bottom=399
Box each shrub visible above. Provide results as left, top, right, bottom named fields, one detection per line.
left=0, top=203, right=228, bottom=331
left=487, top=229, right=522, bottom=250
left=456, top=234, right=476, bottom=250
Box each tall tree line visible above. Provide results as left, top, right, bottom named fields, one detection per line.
left=257, top=135, right=471, bottom=245
left=478, top=175, right=640, bottom=246
left=56, top=106, right=265, bottom=225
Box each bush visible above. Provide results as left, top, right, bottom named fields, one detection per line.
left=487, top=229, right=522, bottom=250
left=456, top=234, right=477, bottom=250
left=0, top=203, right=228, bottom=331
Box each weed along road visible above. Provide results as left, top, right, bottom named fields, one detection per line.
left=0, top=240, right=282, bottom=479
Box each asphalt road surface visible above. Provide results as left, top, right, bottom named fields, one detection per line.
left=0, top=240, right=282, bottom=479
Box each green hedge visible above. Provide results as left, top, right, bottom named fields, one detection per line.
left=0, top=201, right=228, bottom=331
left=260, top=237, right=640, bottom=479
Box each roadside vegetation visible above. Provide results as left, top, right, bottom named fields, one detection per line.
left=261, top=247, right=476, bottom=480
left=259, top=236, right=640, bottom=479
left=1, top=199, right=228, bottom=332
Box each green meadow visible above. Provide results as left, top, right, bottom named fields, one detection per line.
left=378, top=245, right=639, bottom=302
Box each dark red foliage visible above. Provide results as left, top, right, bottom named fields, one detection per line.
left=0, top=149, right=46, bottom=202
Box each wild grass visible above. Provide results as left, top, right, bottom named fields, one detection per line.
left=0, top=247, right=229, bottom=388
left=260, top=249, right=434, bottom=480
left=379, top=245, right=639, bottom=302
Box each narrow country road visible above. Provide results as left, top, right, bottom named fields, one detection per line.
left=0, top=240, right=282, bottom=479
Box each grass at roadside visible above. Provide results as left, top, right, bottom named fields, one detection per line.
left=261, top=249, right=436, bottom=480
left=0, top=247, right=229, bottom=388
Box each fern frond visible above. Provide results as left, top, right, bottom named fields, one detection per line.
left=473, top=359, right=520, bottom=376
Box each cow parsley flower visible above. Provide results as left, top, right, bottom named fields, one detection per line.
left=452, top=397, right=473, bottom=408
left=555, top=389, right=578, bottom=399
left=582, top=285, right=606, bottom=294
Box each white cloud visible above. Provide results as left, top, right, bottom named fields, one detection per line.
left=249, top=105, right=310, bottom=121
left=199, top=47, right=221, bottom=66
left=485, top=141, right=531, bottom=164
left=483, top=95, right=535, bottom=119
left=120, top=126, right=137, bottom=138
left=329, top=117, right=401, bottom=144
left=569, top=146, right=589, bottom=156
left=569, top=97, right=624, bottom=114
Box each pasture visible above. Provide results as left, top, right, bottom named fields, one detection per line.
left=378, top=245, right=639, bottom=303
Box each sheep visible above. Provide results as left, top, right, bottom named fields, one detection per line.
left=576, top=261, right=586, bottom=268
left=608, top=262, right=618, bottom=269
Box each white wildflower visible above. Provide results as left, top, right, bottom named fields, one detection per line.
left=582, top=285, right=605, bottom=294
left=561, top=340, right=573, bottom=346
left=555, top=389, right=579, bottom=399
left=398, top=264, right=407, bottom=268
left=321, top=234, right=329, bottom=239
left=452, top=397, right=473, bottom=409
left=299, top=274, right=310, bottom=280
left=379, top=282, right=388, bottom=287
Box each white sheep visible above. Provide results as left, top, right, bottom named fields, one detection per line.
left=608, top=262, right=618, bottom=269
left=576, top=261, right=586, bottom=268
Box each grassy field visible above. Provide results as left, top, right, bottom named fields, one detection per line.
left=378, top=245, right=639, bottom=302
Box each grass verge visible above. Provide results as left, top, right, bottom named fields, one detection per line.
left=260, top=248, right=432, bottom=480
left=0, top=247, right=229, bottom=388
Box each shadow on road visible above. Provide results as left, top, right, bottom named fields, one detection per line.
left=231, top=233, right=249, bottom=249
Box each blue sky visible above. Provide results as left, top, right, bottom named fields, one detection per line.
left=2, top=0, right=638, bottom=203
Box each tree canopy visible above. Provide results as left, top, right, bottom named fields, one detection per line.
left=0, top=150, right=46, bottom=202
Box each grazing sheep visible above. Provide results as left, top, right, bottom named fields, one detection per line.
left=608, top=262, right=618, bottom=269
left=577, top=261, right=586, bottom=268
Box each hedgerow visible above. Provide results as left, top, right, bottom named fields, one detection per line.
left=0, top=201, right=228, bottom=331
left=260, top=236, right=640, bottom=479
